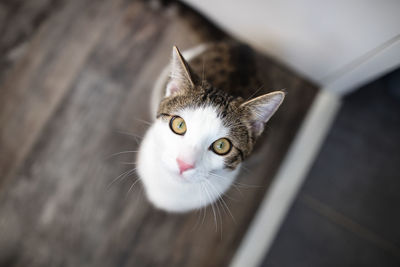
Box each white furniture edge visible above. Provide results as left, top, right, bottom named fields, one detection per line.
left=324, top=34, right=400, bottom=95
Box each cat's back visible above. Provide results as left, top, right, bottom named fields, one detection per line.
left=188, top=41, right=263, bottom=99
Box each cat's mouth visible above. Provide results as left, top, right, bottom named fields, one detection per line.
left=174, top=170, right=198, bottom=183
left=165, top=166, right=208, bottom=184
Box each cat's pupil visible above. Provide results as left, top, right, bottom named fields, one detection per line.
left=178, top=122, right=184, bottom=128
left=218, top=142, right=224, bottom=149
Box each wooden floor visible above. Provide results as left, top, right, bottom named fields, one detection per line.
left=0, top=1, right=318, bottom=266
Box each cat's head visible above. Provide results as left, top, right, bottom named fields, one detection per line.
left=154, top=46, right=285, bottom=183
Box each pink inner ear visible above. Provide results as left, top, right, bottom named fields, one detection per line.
left=166, top=82, right=179, bottom=96
left=252, top=121, right=264, bottom=136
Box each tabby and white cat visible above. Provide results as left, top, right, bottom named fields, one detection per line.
left=137, top=42, right=284, bottom=212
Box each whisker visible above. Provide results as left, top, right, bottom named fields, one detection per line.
left=234, top=181, right=262, bottom=188
left=115, top=130, right=143, bottom=139
left=201, top=200, right=207, bottom=227
left=107, top=167, right=137, bottom=188
left=199, top=185, right=208, bottom=227
left=220, top=192, right=238, bottom=202
left=209, top=173, right=243, bottom=197
left=210, top=172, right=260, bottom=188
left=191, top=185, right=205, bottom=232
left=129, top=183, right=144, bottom=213
left=240, top=165, right=252, bottom=175
left=245, top=84, right=264, bottom=102
left=127, top=177, right=141, bottom=195
left=204, top=182, right=223, bottom=235
left=106, top=150, right=139, bottom=159
left=115, top=130, right=143, bottom=145
left=202, top=183, right=218, bottom=232
left=206, top=180, right=236, bottom=224
left=215, top=198, right=224, bottom=239
left=207, top=173, right=240, bottom=200
left=134, top=118, right=152, bottom=126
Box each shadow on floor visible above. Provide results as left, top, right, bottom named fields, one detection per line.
left=262, top=68, right=400, bottom=267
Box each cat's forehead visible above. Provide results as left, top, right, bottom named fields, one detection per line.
left=158, top=82, right=235, bottom=117
left=179, top=105, right=228, bottom=140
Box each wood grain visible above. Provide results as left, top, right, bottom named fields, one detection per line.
left=0, top=1, right=318, bottom=266
left=0, top=0, right=65, bottom=83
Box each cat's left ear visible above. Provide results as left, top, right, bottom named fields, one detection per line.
left=240, top=91, right=285, bottom=137
left=165, top=46, right=195, bottom=97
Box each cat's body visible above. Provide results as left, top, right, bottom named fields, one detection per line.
left=138, top=41, right=285, bottom=212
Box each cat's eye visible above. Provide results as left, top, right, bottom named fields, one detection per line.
left=211, top=138, right=232, bottom=155
left=169, top=116, right=187, bottom=135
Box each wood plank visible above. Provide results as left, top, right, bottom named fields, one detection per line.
left=0, top=1, right=318, bottom=266
left=0, top=0, right=120, bottom=187
left=0, top=0, right=65, bottom=83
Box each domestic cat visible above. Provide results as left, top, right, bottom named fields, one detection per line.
left=137, top=42, right=285, bottom=212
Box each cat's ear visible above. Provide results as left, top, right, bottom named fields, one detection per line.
left=240, top=91, right=285, bottom=137
left=165, top=46, right=195, bottom=97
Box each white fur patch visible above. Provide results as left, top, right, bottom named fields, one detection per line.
left=137, top=105, right=240, bottom=212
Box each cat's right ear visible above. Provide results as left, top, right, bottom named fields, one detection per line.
left=165, top=46, right=195, bottom=97
left=240, top=91, right=285, bottom=137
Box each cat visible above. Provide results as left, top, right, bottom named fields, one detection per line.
left=137, top=42, right=285, bottom=212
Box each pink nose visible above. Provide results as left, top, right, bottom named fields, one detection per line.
left=176, top=158, right=195, bottom=174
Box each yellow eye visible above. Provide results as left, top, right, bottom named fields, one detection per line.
left=170, top=116, right=187, bottom=135
left=211, top=138, right=232, bottom=155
